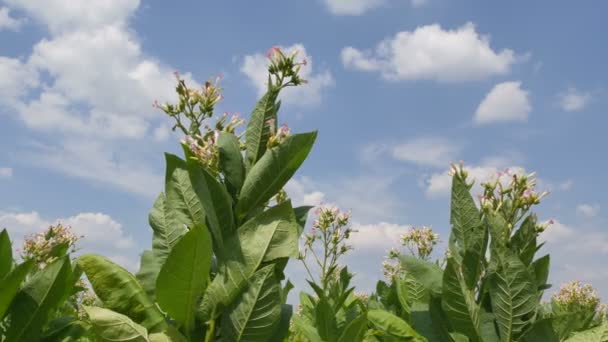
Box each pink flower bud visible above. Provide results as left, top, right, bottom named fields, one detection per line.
left=266, top=46, right=282, bottom=59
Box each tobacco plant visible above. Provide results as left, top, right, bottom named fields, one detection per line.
left=74, top=47, right=317, bottom=341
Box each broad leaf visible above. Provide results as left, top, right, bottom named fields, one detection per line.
left=338, top=315, right=368, bottom=342
left=6, top=257, right=73, bottom=341
left=217, top=131, right=245, bottom=194
left=367, top=310, right=425, bottom=340
left=222, top=264, right=282, bottom=341
left=245, top=90, right=279, bottom=168
left=442, top=257, right=480, bottom=340
left=0, top=259, right=34, bottom=318
left=149, top=326, right=188, bottom=342
left=0, top=228, right=11, bottom=278
left=292, top=314, right=323, bottom=342
left=489, top=251, right=537, bottom=341
left=164, top=153, right=205, bottom=233
left=510, top=215, right=538, bottom=266
left=399, top=255, right=443, bottom=296
left=236, top=132, right=317, bottom=219
left=156, top=224, right=212, bottom=331
left=268, top=304, right=293, bottom=342
left=315, top=299, right=338, bottom=342
left=564, top=321, right=608, bottom=342
left=149, top=193, right=187, bottom=261
left=198, top=202, right=299, bottom=320
left=78, top=254, right=166, bottom=333
left=84, top=306, right=149, bottom=342
left=136, top=250, right=162, bottom=300
left=532, top=254, right=550, bottom=291
left=521, top=318, right=559, bottom=342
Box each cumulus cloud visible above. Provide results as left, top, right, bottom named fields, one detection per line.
left=0, top=6, right=23, bottom=31
left=349, top=222, right=411, bottom=250
left=474, top=81, right=531, bottom=124
left=0, top=210, right=137, bottom=269
left=576, top=203, right=600, bottom=218
left=0, top=167, right=12, bottom=178
left=341, top=23, right=516, bottom=82
left=392, top=137, right=460, bottom=168
left=558, top=88, right=591, bottom=112
left=241, top=44, right=334, bottom=107
left=0, top=57, right=39, bottom=106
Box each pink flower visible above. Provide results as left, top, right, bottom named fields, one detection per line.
left=173, top=70, right=180, bottom=78
left=301, top=58, right=308, bottom=66
left=266, top=46, right=282, bottom=59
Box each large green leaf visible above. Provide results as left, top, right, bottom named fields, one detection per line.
left=0, top=259, right=34, bottom=318
left=315, top=299, right=338, bottom=342
left=222, top=264, right=282, bottom=341
left=236, top=132, right=317, bottom=220
left=442, top=257, right=480, bottom=340
left=564, top=321, right=608, bottom=342
left=187, top=159, right=233, bottom=248
left=78, top=254, right=166, bottom=333
left=292, top=314, right=323, bottom=342
left=0, top=228, right=12, bottom=278
left=197, top=202, right=299, bottom=320
left=399, top=255, right=443, bottom=296
left=521, top=318, right=559, bottom=342
left=84, top=306, right=149, bottom=342
left=268, top=304, right=293, bottom=342
left=510, top=215, right=538, bottom=266
left=532, top=254, right=550, bottom=292
left=338, top=315, right=368, bottom=342
left=367, top=310, right=426, bottom=340
left=164, top=153, right=205, bottom=232
left=156, top=224, right=212, bottom=331
left=217, top=131, right=245, bottom=194
left=489, top=251, right=537, bottom=341
left=149, top=193, right=187, bottom=260
left=245, top=89, right=279, bottom=168
left=6, top=257, right=73, bottom=341
left=148, top=326, right=188, bottom=342
left=136, top=250, right=163, bottom=300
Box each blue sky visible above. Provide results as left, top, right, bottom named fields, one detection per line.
left=1, top=0, right=607, bottom=299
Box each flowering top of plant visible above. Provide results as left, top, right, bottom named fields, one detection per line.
left=266, top=46, right=307, bottom=90
left=553, top=280, right=603, bottom=314
left=21, top=222, right=80, bottom=269
left=266, top=119, right=291, bottom=148
left=382, top=226, right=440, bottom=280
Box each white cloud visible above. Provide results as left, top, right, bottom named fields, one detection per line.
left=576, top=203, right=600, bottom=218
left=410, top=0, right=428, bottom=7
left=474, top=81, right=531, bottom=124
left=540, top=220, right=575, bottom=244
left=0, top=210, right=136, bottom=269
left=0, top=57, right=39, bottom=106
left=285, top=178, right=326, bottom=207
left=324, top=0, right=385, bottom=15
left=349, top=222, right=411, bottom=250
left=341, top=23, right=516, bottom=82
left=392, top=137, right=460, bottom=168
left=558, top=179, right=573, bottom=191
left=241, top=44, right=334, bottom=107
left=0, top=6, right=23, bottom=31
left=558, top=88, right=591, bottom=112
left=0, top=167, right=12, bottom=178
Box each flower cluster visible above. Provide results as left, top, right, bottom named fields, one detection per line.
left=267, top=118, right=291, bottom=148
left=265, top=46, right=308, bottom=90
left=382, top=255, right=403, bottom=281
left=400, top=226, right=440, bottom=260
left=21, top=223, right=81, bottom=269
left=182, top=133, right=220, bottom=175
left=300, top=205, right=354, bottom=290
left=553, top=281, right=602, bottom=315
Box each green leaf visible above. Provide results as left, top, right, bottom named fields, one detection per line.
left=77, top=254, right=166, bottom=333
left=410, top=301, right=447, bottom=342
left=187, top=159, right=233, bottom=248
left=521, top=318, right=559, bottom=342
left=268, top=304, right=293, bottom=342
left=0, top=228, right=12, bottom=278
left=222, top=264, right=283, bottom=341
left=41, top=317, right=90, bottom=342
left=84, top=306, right=149, bottom=342
left=399, top=255, right=443, bottom=296
left=395, top=279, right=411, bottom=320
left=0, top=259, right=34, bottom=318
left=217, top=131, right=245, bottom=194
left=245, top=90, right=279, bottom=168
left=293, top=205, right=313, bottom=233
left=198, top=202, right=299, bottom=320
left=165, top=153, right=205, bottom=232
left=510, top=215, right=538, bottom=266
left=236, top=132, right=317, bottom=220
left=292, top=314, right=323, bottom=342
left=489, top=251, right=537, bottom=341
left=564, top=321, right=608, bottom=342
left=442, top=257, right=480, bottom=340
left=149, top=193, right=187, bottom=260
left=156, top=224, right=212, bottom=331
left=532, top=254, right=550, bottom=291
left=315, top=299, right=339, bottom=342
left=148, top=326, right=188, bottom=342
left=136, top=250, right=162, bottom=301
left=367, top=309, right=426, bottom=340
left=338, top=314, right=368, bottom=342
left=6, top=257, right=73, bottom=341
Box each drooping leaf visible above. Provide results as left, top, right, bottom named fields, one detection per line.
left=564, top=321, right=608, bottom=342
left=367, top=309, right=426, bottom=340
left=187, top=159, right=233, bottom=249
left=338, top=314, right=368, bottom=342
left=164, top=153, right=205, bottom=233
left=0, top=259, right=34, bottom=319
left=399, top=255, right=443, bottom=296
left=6, top=257, right=73, bottom=341
left=245, top=90, right=279, bottom=168
left=217, top=131, right=245, bottom=195
left=0, top=228, right=12, bottom=278
left=489, top=251, right=537, bottom=341
left=222, top=264, right=283, bottom=341
left=197, top=202, right=299, bottom=320
left=442, top=257, right=480, bottom=340
left=78, top=254, right=166, bottom=333
left=156, top=224, right=212, bottom=331
left=236, top=132, right=317, bottom=220
left=148, top=326, right=188, bottom=342
left=84, top=306, right=149, bottom=342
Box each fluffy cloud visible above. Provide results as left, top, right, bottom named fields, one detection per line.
left=392, top=137, right=460, bottom=168
left=349, top=222, right=411, bottom=250
left=241, top=44, right=334, bottom=107
left=0, top=167, right=12, bottom=178
left=0, top=210, right=137, bottom=269
left=576, top=203, right=600, bottom=218
left=341, top=23, right=516, bottom=82
left=558, top=88, right=591, bottom=112
left=0, top=57, right=38, bottom=106
left=324, top=0, right=427, bottom=15
left=0, top=6, right=23, bottom=31
left=474, top=81, right=531, bottom=124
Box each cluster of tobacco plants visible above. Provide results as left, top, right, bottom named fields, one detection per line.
left=0, top=46, right=606, bottom=341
